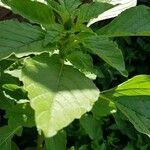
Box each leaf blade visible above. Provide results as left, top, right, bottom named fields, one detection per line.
left=0, top=20, right=47, bottom=60
left=1, top=0, right=54, bottom=25
left=16, top=54, right=99, bottom=137
left=101, top=75, right=150, bottom=137
left=82, top=36, right=127, bottom=76
left=97, top=5, right=150, bottom=37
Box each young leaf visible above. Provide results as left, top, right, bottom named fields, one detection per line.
left=45, top=131, right=67, bottom=150
left=82, top=36, right=127, bottom=77
left=101, top=75, right=150, bottom=137
left=59, top=0, right=81, bottom=15
left=47, top=0, right=81, bottom=23
left=1, top=0, right=54, bottom=25
left=13, top=54, right=99, bottom=137
left=97, top=5, right=150, bottom=37
left=0, top=20, right=47, bottom=60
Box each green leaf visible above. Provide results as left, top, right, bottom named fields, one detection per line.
left=101, top=75, right=150, bottom=137
left=0, top=90, right=13, bottom=110
left=1, top=0, right=54, bottom=25
left=45, top=131, right=67, bottom=150
left=0, top=88, right=35, bottom=128
left=6, top=103, right=35, bottom=128
left=44, top=24, right=65, bottom=46
left=92, top=96, right=116, bottom=117
left=97, top=5, right=150, bottom=37
left=88, top=0, right=137, bottom=26
left=14, top=54, right=99, bottom=137
left=47, top=0, right=81, bottom=22
left=0, top=20, right=48, bottom=60
left=0, top=73, right=35, bottom=128
left=115, top=96, right=150, bottom=137
left=0, top=126, right=21, bottom=150
left=123, top=143, right=135, bottom=150
left=82, top=36, right=127, bottom=76
left=2, top=84, right=27, bottom=101
left=77, top=2, right=112, bottom=23
left=66, top=51, right=94, bottom=73
left=60, top=0, right=81, bottom=15
left=80, top=114, right=102, bottom=140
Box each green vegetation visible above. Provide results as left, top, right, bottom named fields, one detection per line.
left=0, top=0, right=150, bottom=149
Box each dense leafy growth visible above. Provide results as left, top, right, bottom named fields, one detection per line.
left=0, top=0, right=150, bottom=149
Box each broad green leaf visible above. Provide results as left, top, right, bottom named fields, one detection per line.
left=45, top=131, right=66, bottom=150
left=80, top=114, right=102, bottom=140
left=82, top=36, right=127, bottom=76
left=115, top=96, right=150, bottom=137
left=101, top=75, right=150, bottom=137
left=77, top=2, right=112, bottom=23
left=0, top=126, right=21, bottom=150
left=1, top=0, right=54, bottom=25
left=0, top=20, right=47, bottom=60
left=88, top=0, right=137, bottom=26
left=97, top=5, right=150, bottom=37
left=15, top=54, right=99, bottom=137
left=106, top=75, right=150, bottom=97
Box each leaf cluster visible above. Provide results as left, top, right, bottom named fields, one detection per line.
left=0, top=0, right=150, bottom=149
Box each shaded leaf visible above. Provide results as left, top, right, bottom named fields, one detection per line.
left=92, top=96, right=116, bottom=117
left=66, top=51, right=94, bottom=73
left=97, top=5, right=150, bottom=37
left=82, top=36, right=127, bottom=76
left=44, top=24, right=65, bottom=46
left=45, top=131, right=66, bottom=150
left=1, top=0, right=54, bottom=25
left=0, top=20, right=47, bottom=60
left=80, top=114, right=102, bottom=140
left=0, top=126, right=21, bottom=150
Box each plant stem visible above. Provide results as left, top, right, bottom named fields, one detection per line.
left=37, top=133, right=44, bottom=150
